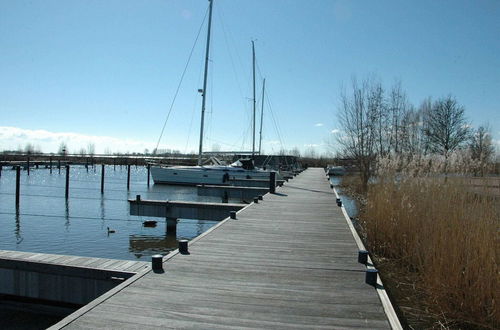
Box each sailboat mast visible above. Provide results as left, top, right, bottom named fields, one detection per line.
left=198, top=0, right=214, bottom=166
left=252, top=40, right=256, bottom=158
left=258, top=78, right=265, bottom=155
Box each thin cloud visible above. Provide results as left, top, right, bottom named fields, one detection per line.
left=331, top=129, right=340, bottom=134
left=0, top=126, right=158, bottom=154
left=314, top=123, right=324, bottom=127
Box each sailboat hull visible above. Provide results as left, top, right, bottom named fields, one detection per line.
left=151, top=166, right=278, bottom=186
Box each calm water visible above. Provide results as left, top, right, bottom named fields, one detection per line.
left=0, top=165, right=224, bottom=261
left=329, top=176, right=359, bottom=218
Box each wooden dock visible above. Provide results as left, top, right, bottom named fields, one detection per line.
left=52, top=168, right=399, bottom=329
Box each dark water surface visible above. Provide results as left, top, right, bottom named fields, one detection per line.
left=0, top=165, right=222, bottom=260
left=329, top=176, right=359, bottom=218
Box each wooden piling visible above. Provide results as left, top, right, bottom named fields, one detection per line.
left=58, top=160, right=61, bottom=174
left=49, top=157, right=52, bottom=174
left=15, top=166, right=20, bottom=207
left=147, top=164, right=151, bottom=187
left=0, top=164, right=2, bottom=177
left=101, top=164, right=105, bottom=194
left=65, top=165, right=70, bottom=199
left=27, top=157, right=30, bottom=176
left=127, top=164, right=131, bottom=190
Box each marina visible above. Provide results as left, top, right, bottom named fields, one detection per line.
left=46, top=168, right=399, bottom=329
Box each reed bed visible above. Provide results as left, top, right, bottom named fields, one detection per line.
left=359, top=177, right=499, bottom=329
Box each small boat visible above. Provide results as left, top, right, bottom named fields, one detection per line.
left=327, top=166, right=346, bottom=176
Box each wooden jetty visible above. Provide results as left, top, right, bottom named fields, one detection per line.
left=0, top=250, right=149, bottom=306
left=51, top=168, right=400, bottom=329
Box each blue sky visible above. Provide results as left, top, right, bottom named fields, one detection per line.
left=1, top=0, right=499, bottom=154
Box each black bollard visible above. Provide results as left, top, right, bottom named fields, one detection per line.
left=358, top=250, right=369, bottom=265
left=258, top=195, right=263, bottom=200
left=178, top=240, right=189, bottom=255
left=230, top=211, right=237, bottom=219
left=101, top=164, right=105, bottom=194
left=269, top=171, right=276, bottom=194
left=365, top=269, right=378, bottom=286
left=151, top=255, right=163, bottom=272
left=65, top=165, right=70, bottom=199
left=253, top=197, right=259, bottom=204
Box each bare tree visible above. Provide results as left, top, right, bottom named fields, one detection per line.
left=424, top=96, right=470, bottom=158
left=58, top=142, right=68, bottom=156
left=337, top=78, right=378, bottom=191
left=87, top=143, right=96, bottom=156
left=470, top=125, right=495, bottom=176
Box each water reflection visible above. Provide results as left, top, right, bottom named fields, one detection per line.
left=129, top=232, right=178, bottom=258
left=0, top=166, right=222, bottom=260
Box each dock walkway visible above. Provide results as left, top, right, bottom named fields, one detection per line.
left=55, top=168, right=394, bottom=329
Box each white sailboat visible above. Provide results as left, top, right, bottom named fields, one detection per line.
left=151, top=0, right=279, bottom=185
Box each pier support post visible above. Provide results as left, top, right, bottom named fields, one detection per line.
left=49, top=156, right=52, bottom=174
left=27, top=157, right=30, bottom=176
left=166, top=217, right=177, bottom=234
left=58, top=160, right=61, bottom=174
left=127, top=165, right=131, bottom=190
left=65, top=165, right=70, bottom=199
left=15, top=166, right=20, bottom=208
left=147, top=164, right=151, bottom=187
left=269, top=172, right=276, bottom=194
left=101, top=164, right=105, bottom=194
left=0, top=164, right=2, bottom=178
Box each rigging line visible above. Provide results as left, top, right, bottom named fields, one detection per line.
left=217, top=6, right=246, bottom=110
left=153, top=6, right=209, bottom=154
left=265, top=88, right=286, bottom=151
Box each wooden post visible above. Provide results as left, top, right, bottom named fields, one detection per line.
left=58, top=159, right=61, bottom=174
left=269, top=171, right=276, bottom=194
left=113, top=158, right=116, bottom=171
left=147, top=164, right=151, bottom=187
left=127, top=164, right=131, bottom=190
left=0, top=164, right=2, bottom=178
left=101, top=164, right=105, bottom=194
left=27, top=157, right=30, bottom=176
left=65, top=165, right=70, bottom=199
left=15, top=166, right=20, bottom=207
left=49, top=157, right=52, bottom=174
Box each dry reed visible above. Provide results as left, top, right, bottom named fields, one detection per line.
left=361, top=177, right=499, bottom=329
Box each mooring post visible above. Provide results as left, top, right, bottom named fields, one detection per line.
left=269, top=171, right=276, bottom=194
left=365, top=269, right=378, bottom=286
left=253, top=197, right=259, bottom=204
left=27, top=157, right=30, bottom=176
left=127, top=164, right=131, bottom=190
left=113, top=158, right=116, bottom=171
left=178, top=240, right=189, bottom=254
left=49, top=156, right=52, bottom=174
left=101, top=164, right=105, bottom=194
left=230, top=211, right=237, bottom=219
left=58, top=159, right=61, bottom=174
left=0, top=164, right=2, bottom=178
left=65, top=165, right=70, bottom=199
left=151, top=255, right=163, bottom=272
left=147, top=164, right=151, bottom=187
left=15, top=166, right=20, bottom=207
left=358, top=250, right=369, bottom=265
